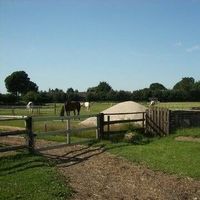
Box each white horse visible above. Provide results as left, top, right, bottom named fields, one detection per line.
left=149, top=100, right=160, bottom=107
left=26, top=101, right=34, bottom=113
left=80, top=101, right=90, bottom=111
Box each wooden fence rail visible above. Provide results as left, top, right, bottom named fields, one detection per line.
left=100, top=112, right=146, bottom=138
left=0, top=104, right=61, bottom=115
left=1, top=108, right=174, bottom=153
left=0, top=116, right=35, bottom=153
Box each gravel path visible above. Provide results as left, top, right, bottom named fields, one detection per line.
left=40, top=145, right=200, bottom=200
left=1, top=136, right=200, bottom=200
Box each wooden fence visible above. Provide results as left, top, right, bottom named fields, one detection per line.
left=0, top=105, right=42, bottom=115
left=1, top=108, right=175, bottom=153
left=0, top=114, right=103, bottom=152
left=0, top=104, right=61, bottom=115
left=0, top=112, right=146, bottom=152
left=146, top=107, right=170, bottom=136
left=0, top=116, right=34, bottom=153
left=33, top=114, right=100, bottom=151
left=99, top=112, right=146, bottom=138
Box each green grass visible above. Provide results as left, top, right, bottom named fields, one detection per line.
left=96, top=127, right=200, bottom=179
left=157, top=102, right=200, bottom=110
left=1, top=102, right=200, bottom=179
left=0, top=151, right=72, bottom=200
left=0, top=102, right=114, bottom=116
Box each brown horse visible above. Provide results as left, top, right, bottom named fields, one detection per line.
left=60, top=101, right=81, bottom=117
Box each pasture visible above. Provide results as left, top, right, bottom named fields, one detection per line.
left=0, top=101, right=200, bottom=199
left=156, top=102, right=200, bottom=110
left=0, top=102, right=114, bottom=144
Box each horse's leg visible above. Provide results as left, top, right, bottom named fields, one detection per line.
left=77, top=107, right=80, bottom=120
left=72, top=109, right=76, bottom=120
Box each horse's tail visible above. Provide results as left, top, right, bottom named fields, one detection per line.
left=60, top=105, right=65, bottom=116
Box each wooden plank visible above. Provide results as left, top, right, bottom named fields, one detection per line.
left=37, top=129, right=66, bottom=135
left=103, top=118, right=144, bottom=125
left=0, top=145, right=27, bottom=152
left=0, top=130, right=26, bottom=137
left=0, top=116, right=28, bottom=121
left=33, top=114, right=98, bottom=122
left=71, top=126, right=97, bottom=133
left=104, top=112, right=145, bottom=115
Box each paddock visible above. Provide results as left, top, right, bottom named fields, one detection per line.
left=1, top=102, right=200, bottom=200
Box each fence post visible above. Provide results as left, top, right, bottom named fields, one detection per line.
left=12, top=106, right=15, bottom=115
left=142, top=112, right=145, bottom=130
left=166, top=109, right=171, bottom=135
left=97, top=113, right=104, bottom=139
left=96, top=115, right=100, bottom=140
left=107, top=115, right=110, bottom=138
left=54, top=104, right=56, bottom=115
left=67, top=118, right=71, bottom=144
left=25, top=117, right=35, bottom=153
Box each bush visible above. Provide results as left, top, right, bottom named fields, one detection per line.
left=124, top=131, right=151, bottom=145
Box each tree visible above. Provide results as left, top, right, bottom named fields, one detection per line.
left=173, top=77, right=195, bottom=91
left=194, top=81, right=200, bottom=90
left=96, top=82, right=112, bottom=93
left=23, top=91, right=40, bottom=103
left=149, top=83, right=166, bottom=90
left=5, top=71, right=38, bottom=95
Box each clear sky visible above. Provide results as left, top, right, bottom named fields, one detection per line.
left=0, top=0, right=200, bottom=93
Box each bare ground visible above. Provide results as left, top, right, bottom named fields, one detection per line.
left=1, top=136, right=200, bottom=200
left=175, top=136, right=200, bottom=143
left=41, top=145, right=200, bottom=200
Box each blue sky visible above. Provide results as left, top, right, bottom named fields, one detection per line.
left=0, top=0, right=200, bottom=93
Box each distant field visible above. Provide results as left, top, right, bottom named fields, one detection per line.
left=141, top=101, right=200, bottom=110
left=157, top=102, right=200, bottom=110
left=0, top=102, right=114, bottom=116
left=1, top=102, right=200, bottom=117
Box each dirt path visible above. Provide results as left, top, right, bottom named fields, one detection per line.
left=40, top=145, right=200, bottom=200
left=1, top=137, right=200, bottom=200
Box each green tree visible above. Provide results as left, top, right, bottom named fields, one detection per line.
left=149, top=83, right=166, bottom=90
left=96, top=81, right=112, bottom=93
left=194, top=81, right=200, bottom=90
left=173, top=77, right=195, bottom=91
left=23, top=91, right=40, bottom=103
left=4, top=71, right=38, bottom=95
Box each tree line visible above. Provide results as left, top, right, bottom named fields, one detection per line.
left=0, top=71, right=200, bottom=105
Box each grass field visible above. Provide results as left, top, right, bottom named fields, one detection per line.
left=0, top=151, right=72, bottom=200
left=0, top=102, right=200, bottom=200
left=98, top=127, right=200, bottom=179
left=157, top=102, right=200, bottom=110
left=1, top=102, right=200, bottom=179
left=0, top=102, right=114, bottom=116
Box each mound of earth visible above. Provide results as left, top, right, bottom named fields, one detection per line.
left=80, top=101, right=146, bottom=127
